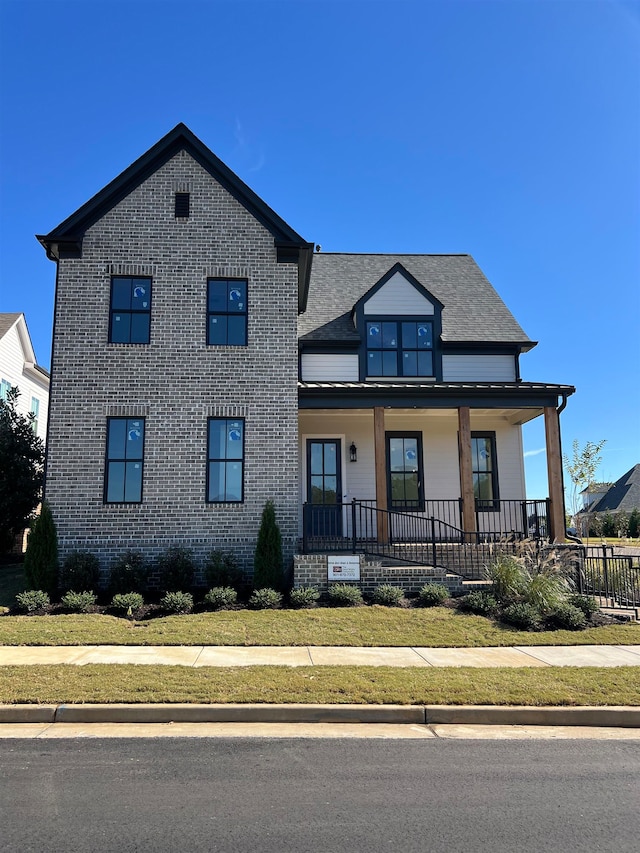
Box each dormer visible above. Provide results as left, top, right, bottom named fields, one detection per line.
left=353, top=263, right=444, bottom=381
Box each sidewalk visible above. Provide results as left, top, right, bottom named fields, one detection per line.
left=2, top=643, right=640, bottom=667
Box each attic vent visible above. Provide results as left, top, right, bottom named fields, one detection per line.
left=175, top=192, right=190, bottom=218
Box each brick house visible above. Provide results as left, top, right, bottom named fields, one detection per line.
left=38, top=124, right=574, bottom=583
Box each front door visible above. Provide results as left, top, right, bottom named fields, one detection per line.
left=306, top=439, right=342, bottom=537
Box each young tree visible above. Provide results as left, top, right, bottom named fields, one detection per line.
left=563, top=439, right=606, bottom=536
left=253, top=500, right=283, bottom=590
left=23, top=500, right=59, bottom=595
left=0, top=386, right=45, bottom=552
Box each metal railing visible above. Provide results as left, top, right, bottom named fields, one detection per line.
left=581, top=545, right=640, bottom=612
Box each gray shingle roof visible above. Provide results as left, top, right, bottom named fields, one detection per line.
left=298, top=254, right=534, bottom=347
left=0, top=313, right=21, bottom=340
left=589, top=465, right=640, bottom=514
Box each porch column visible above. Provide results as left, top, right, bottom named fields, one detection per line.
left=544, top=406, right=565, bottom=543
left=458, top=406, right=477, bottom=537
left=373, top=406, right=389, bottom=544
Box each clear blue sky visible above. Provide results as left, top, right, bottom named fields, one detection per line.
left=1, top=0, right=638, bottom=499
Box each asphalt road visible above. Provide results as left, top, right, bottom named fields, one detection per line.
left=2, top=738, right=639, bottom=852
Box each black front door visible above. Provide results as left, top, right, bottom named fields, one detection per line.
left=306, top=439, right=342, bottom=537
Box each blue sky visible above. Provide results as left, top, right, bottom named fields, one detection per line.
left=1, top=0, right=638, bottom=499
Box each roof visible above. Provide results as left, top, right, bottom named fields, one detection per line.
left=298, top=253, right=535, bottom=348
left=0, top=312, right=50, bottom=379
left=36, top=123, right=314, bottom=311
left=588, top=465, right=640, bottom=514
left=0, top=313, right=21, bottom=340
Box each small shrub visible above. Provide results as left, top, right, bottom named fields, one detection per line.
left=204, top=549, right=243, bottom=590
left=204, top=586, right=238, bottom=610
left=109, top=550, right=147, bottom=595
left=457, top=591, right=497, bottom=615
left=157, top=545, right=195, bottom=593
left=417, top=583, right=449, bottom=607
left=111, top=592, right=144, bottom=614
left=486, top=554, right=526, bottom=603
left=547, top=602, right=587, bottom=631
left=567, top=593, right=599, bottom=619
left=248, top=588, right=283, bottom=610
left=61, top=590, right=97, bottom=613
left=60, top=551, right=100, bottom=594
left=289, top=586, right=321, bottom=608
left=253, top=500, right=284, bottom=591
left=15, top=589, right=50, bottom=613
left=501, top=601, right=542, bottom=631
left=160, top=590, right=194, bottom=614
left=370, top=584, right=404, bottom=607
left=327, top=583, right=363, bottom=607
left=524, top=572, right=567, bottom=615
left=23, top=500, right=58, bottom=596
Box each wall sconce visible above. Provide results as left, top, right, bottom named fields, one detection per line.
left=349, top=442, right=357, bottom=463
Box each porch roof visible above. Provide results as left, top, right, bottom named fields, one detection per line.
left=298, top=380, right=575, bottom=411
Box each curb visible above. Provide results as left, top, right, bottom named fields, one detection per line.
left=1, top=703, right=640, bottom=727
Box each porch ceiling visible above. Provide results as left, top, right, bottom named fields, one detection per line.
left=298, top=406, right=543, bottom=425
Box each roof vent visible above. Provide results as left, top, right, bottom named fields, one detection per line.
left=175, top=192, right=190, bottom=218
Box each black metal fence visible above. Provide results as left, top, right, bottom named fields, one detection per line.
left=581, top=546, right=640, bottom=612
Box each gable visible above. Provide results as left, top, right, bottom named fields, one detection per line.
left=363, top=271, right=435, bottom=315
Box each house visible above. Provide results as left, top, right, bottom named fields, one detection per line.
left=0, top=313, right=50, bottom=443
left=579, top=482, right=612, bottom=512
left=581, top=466, right=640, bottom=517
left=37, top=124, right=575, bottom=584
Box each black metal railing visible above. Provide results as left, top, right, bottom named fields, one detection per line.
left=581, top=545, right=640, bottom=612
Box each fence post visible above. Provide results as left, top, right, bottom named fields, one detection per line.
left=602, top=543, right=610, bottom=603
left=431, top=517, right=437, bottom=568
left=351, top=499, right=357, bottom=555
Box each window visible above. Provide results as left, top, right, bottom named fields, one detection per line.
left=207, top=418, right=244, bottom=502
left=471, top=432, right=499, bottom=510
left=109, top=277, right=152, bottom=344
left=207, top=279, right=247, bottom=346
left=104, top=418, right=145, bottom=503
left=0, top=379, right=11, bottom=400
left=366, top=319, right=433, bottom=377
left=175, top=192, right=190, bottom=218
left=386, top=432, right=424, bottom=511
left=30, top=397, right=40, bottom=435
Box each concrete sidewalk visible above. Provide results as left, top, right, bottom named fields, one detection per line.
left=1, top=643, right=640, bottom=668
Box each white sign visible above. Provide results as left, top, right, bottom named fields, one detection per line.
left=327, top=555, right=361, bottom=581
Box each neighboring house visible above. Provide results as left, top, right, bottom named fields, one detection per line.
left=579, top=482, right=612, bottom=512
left=0, top=313, right=50, bottom=443
left=37, top=124, right=574, bottom=580
left=582, top=466, right=640, bottom=516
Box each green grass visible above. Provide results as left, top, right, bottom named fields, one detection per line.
left=0, top=664, right=638, bottom=706
left=0, top=607, right=637, bottom=647
left=0, top=563, right=27, bottom=610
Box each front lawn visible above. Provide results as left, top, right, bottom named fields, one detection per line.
left=0, top=607, right=637, bottom=647
left=0, top=664, right=638, bottom=706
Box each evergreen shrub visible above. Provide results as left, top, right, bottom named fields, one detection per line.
left=15, top=589, right=50, bottom=613
left=160, top=591, right=194, bottom=614
left=289, top=586, right=321, bottom=608
left=327, top=583, right=363, bottom=606
left=23, top=501, right=58, bottom=596
left=61, top=590, right=97, bottom=613
left=60, top=551, right=100, bottom=594
left=253, top=500, right=283, bottom=591
left=370, top=584, right=404, bottom=607
left=157, top=545, right=195, bottom=592
left=204, top=586, right=238, bottom=610
left=417, top=583, right=449, bottom=607
left=248, top=588, right=283, bottom=609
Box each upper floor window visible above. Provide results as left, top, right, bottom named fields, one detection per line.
left=175, top=192, right=190, bottom=218
left=109, top=277, right=152, bottom=344
left=471, top=431, right=499, bottom=510
left=207, top=279, right=247, bottom=346
left=0, top=379, right=11, bottom=401
left=30, top=397, right=40, bottom=434
left=207, top=417, right=244, bottom=502
left=104, top=417, right=145, bottom=503
left=367, top=319, right=433, bottom=377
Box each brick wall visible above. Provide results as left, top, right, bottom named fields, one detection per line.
left=46, top=149, right=299, bottom=581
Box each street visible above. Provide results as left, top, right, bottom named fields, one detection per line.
left=2, top=737, right=639, bottom=852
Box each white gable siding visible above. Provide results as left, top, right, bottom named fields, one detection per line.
left=442, top=354, right=516, bottom=382
left=301, top=352, right=359, bottom=381
left=363, top=271, right=434, bottom=315
left=0, top=323, right=49, bottom=442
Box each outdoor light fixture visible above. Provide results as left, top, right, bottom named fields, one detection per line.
left=350, top=442, right=357, bottom=462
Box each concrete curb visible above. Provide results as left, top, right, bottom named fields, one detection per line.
left=1, top=703, right=640, bottom=727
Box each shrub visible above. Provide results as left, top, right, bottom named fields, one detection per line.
left=524, top=572, right=567, bottom=615
left=204, top=586, right=238, bottom=610
left=327, top=583, right=363, bottom=607
left=23, top=501, right=58, bottom=596
left=501, top=601, right=542, bottom=631
left=567, top=593, right=599, bottom=619
left=160, top=590, right=194, bottom=614
left=628, top=508, right=640, bottom=538
left=61, top=590, right=97, bottom=613
left=248, top=588, right=283, bottom=609
left=157, top=545, right=195, bottom=593
left=253, top=500, right=283, bottom=591
left=204, top=549, right=243, bottom=590
left=417, top=583, right=449, bottom=607
left=370, top=584, right=404, bottom=607
left=59, top=551, right=100, bottom=594
left=547, top=602, right=587, bottom=631
left=602, top=512, right=616, bottom=537
left=109, top=550, right=147, bottom=595
left=15, top=589, right=50, bottom=613
left=485, top=554, right=526, bottom=603
left=111, top=592, right=144, bottom=614
left=289, top=586, right=320, bottom=608
left=457, top=591, right=497, bottom=615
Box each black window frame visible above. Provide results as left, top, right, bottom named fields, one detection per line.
left=175, top=192, right=190, bottom=218
left=206, top=278, right=248, bottom=347
left=108, top=276, right=152, bottom=345
left=364, top=316, right=435, bottom=379
left=104, top=417, right=145, bottom=504
left=471, top=431, right=500, bottom=511
left=385, top=431, right=425, bottom=512
left=206, top=417, right=245, bottom=503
